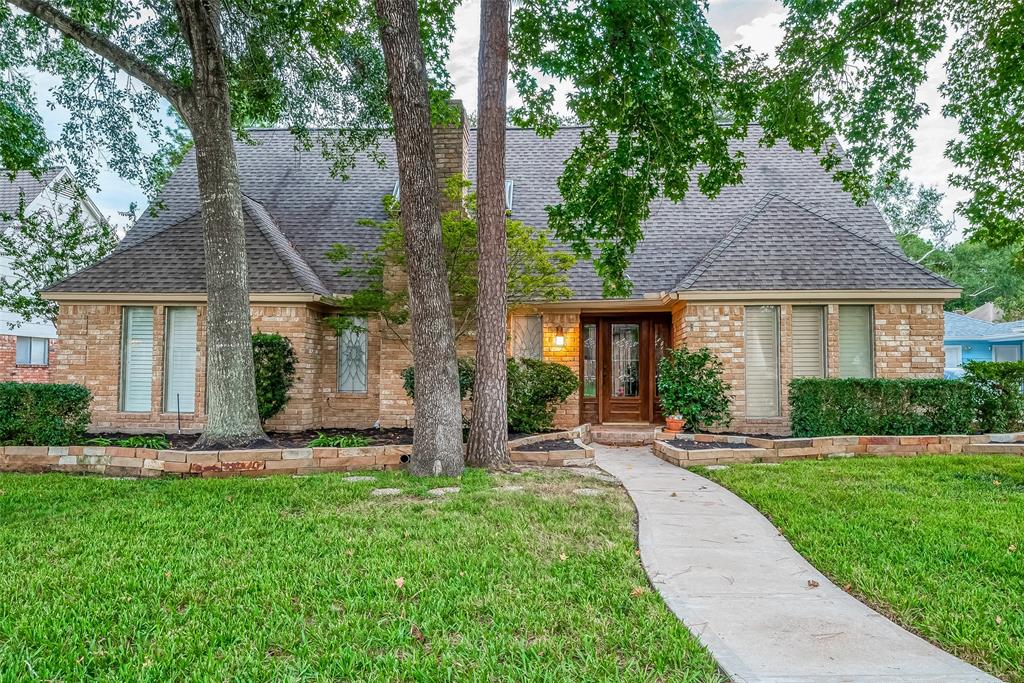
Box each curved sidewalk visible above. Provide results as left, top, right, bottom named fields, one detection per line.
left=595, top=445, right=1000, bottom=683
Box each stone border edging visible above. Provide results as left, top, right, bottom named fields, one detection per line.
left=653, top=432, right=1024, bottom=467
left=0, top=424, right=597, bottom=478
left=508, top=424, right=594, bottom=467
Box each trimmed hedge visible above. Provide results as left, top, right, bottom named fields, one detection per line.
left=962, top=360, right=1024, bottom=433
left=789, top=377, right=975, bottom=437
left=0, top=382, right=92, bottom=446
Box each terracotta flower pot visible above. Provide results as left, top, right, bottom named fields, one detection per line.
left=664, top=416, right=686, bottom=434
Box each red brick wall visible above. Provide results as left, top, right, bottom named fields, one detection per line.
left=0, top=334, right=56, bottom=383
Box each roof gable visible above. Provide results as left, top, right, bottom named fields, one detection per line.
left=674, top=193, right=956, bottom=292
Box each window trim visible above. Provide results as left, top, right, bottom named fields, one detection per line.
left=337, top=316, right=369, bottom=394
left=15, top=336, right=49, bottom=367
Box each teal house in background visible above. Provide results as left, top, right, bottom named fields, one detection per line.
left=944, top=311, right=1024, bottom=377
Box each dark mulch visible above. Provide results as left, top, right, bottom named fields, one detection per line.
left=84, top=428, right=416, bottom=450
left=513, top=439, right=584, bottom=453
left=672, top=439, right=757, bottom=450
left=709, top=431, right=780, bottom=440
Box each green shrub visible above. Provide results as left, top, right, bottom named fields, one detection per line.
left=507, top=358, right=578, bottom=434
left=115, top=435, right=171, bottom=449
left=401, top=357, right=476, bottom=400
left=789, top=377, right=976, bottom=437
left=656, top=347, right=732, bottom=432
left=252, top=332, right=297, bottom=424
left=307, top=432, right=374, bottom=448
left=962, top=360, right=1024, bottom=432
left=0, top=382, right=91, bottom=445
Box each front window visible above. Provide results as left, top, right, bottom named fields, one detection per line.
left=792, top=306, right=826, bottom=377
left=120, top=307, right=154, bottom=412
left=164, top=307, right=198, bottom=413
left=511, top=315, right=543, bottom=359
left=338, top=317, right=368, bottom=393
left=15, top=336, right=48, bottom=366
left=745, top=306, right=781, bottom=417
left=838, top=305, right=874, bottom=378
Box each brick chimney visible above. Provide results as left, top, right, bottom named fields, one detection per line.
left=432, top=99, right=470, bottom=212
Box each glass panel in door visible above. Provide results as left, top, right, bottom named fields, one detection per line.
left=611, top=324, right=640, bottom=398
left=582, top=323, right=597, bottom=397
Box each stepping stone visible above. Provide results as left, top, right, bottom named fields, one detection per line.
left=498, top=485, right=524, bottom=492
left=573, top=487, right=606, bottom=496
left=427, top=486, right=460, bottom=497
left=371, top=488, right=402, bottom=496
left=705, top=464, right=729, bottom=471
left=342, top=476, right=377, bottom=482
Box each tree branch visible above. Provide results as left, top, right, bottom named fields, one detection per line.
left=6, top=0, right=189, bottom=111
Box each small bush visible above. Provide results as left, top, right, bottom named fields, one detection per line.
left=307, top=433, right=374, bottom=448
left=401, top=357, right=476, bottom=401
left=0, top=382, right=91, bottom=446
left=85, top=435, right=171, bottom=449
left=656, top=347, right=732, bottom=432
left=789, top=377, right=976, bottom=437
left=507, top=358, right=578, bottom=434
left=252, top=332, right=297, bottom=424
left=963, top=360, right=1024, bottom=433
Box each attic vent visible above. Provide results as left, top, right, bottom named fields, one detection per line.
left=505, top=179, right=514, bottom=212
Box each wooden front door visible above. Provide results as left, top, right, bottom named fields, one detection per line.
left=580, top=313, right=672, bottom=424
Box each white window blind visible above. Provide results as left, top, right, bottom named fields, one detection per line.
left=839, top=305, right=873, bottom=378
left=164, top=307, right=198, bottom=412
left=338, top=317, right=368, bottom=392
left=511, top=315, right=543, bottom=359
left=120, top=307, right=154, bottom=412
left=15, top=336, right=48, bottom=365
left=944, top=345, right=962, bottom=368
left=792, top=306, right=826, bottom=378
left=745, top=306, right=780, bottom=417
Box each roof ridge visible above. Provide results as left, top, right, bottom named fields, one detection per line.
left=241, top=195, right=328, bottom=295
left=42, top=208, right=202, bottom=293
left=767, top=193, right=957, bottom=289
left=674, top=192, right=778, bottom=291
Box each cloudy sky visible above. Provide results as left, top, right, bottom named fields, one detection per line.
left=36, top=0, right=964, bottom=234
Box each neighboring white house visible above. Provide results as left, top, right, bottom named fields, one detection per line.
left=0, top=168, right=105, bottom=380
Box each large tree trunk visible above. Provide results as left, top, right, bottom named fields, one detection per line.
left=175, top=0, right=267, bottom=450
left=467, top=0, right=511, bottom=468
left=374, top=0, right=464, bottom=476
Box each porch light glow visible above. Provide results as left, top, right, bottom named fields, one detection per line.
left=554, top=326, right=566, bottom=348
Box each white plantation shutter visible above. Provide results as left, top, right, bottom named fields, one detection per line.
left=164, top=307, right=198, bottom=412
left=120, top=307, right=154, bottom=412
left=792, top=306, right=826, bottom=377
left=839, top=305, right=874, bottom=377
left=745, top=306, right=780, bottom=417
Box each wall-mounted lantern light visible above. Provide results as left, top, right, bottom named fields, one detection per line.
left=553, top=326, right=566, bottom=348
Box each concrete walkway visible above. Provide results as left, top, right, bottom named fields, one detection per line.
left=595, top=445, right=1000, bottom=683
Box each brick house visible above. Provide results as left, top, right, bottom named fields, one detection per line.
left=1, top=168, right=105, bottom=383
left=43, top=104, right=958, bottom=435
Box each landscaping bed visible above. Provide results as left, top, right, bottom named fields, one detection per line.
left=0, top=468, right=723, bottom=681
left=513, top=438, right=584, bottom=452
left=700, top=456, right=1024, bottom=682
left=84, top=427, right=415, bottom=450
left=671, top=438, right=756, bottom=450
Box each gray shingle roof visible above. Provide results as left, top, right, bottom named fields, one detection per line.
left=674, top=193, right=956, bottom=291
left=945, top=311, right=1024, bottom=340
left=0, top=168, right=64, bottom=216
left=49, top=126, right=955, bottom=297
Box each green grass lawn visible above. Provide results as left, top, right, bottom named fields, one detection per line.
left=0, top=468, right=722, bottom=682
left=700, top=455, right=1024, bottom=682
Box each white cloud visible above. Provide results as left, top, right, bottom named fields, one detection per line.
left=730, top=11, right=785, bottom=64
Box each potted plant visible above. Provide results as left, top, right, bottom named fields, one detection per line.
left=657, top=347, right=732, bottom=434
